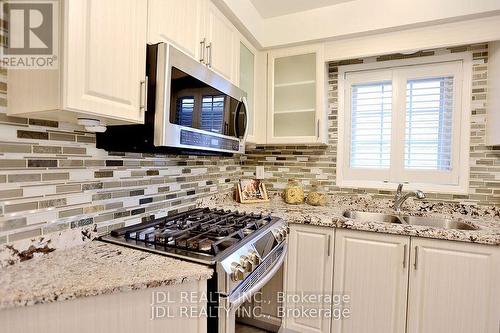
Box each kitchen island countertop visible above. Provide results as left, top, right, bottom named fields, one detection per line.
left=0, top=241, right=213, bottom=310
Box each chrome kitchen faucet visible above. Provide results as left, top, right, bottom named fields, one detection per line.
left=393, top=184, right=425, bottom=213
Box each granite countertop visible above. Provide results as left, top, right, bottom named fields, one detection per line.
left=0, top=241, right=213, bottom=310
left=2, top=192, right=498, bottom=311
left=199, top=193, right=500, bottom=246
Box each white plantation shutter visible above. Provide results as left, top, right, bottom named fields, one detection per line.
left=201, top=95, right=225, bottom=133
left=350, top=82, right=392, bottom=168
left=339, top=57, right=469, bottom=192
left=405, top=77, right=454, bottom=170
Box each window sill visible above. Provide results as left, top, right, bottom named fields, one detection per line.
left=336, top=179, right=468, bottom=195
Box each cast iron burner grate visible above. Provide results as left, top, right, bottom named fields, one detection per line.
left=109, top=208, right=272, bottom=255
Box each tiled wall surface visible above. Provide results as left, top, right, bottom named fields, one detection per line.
left=243, top=44, right=500, bottom=207
left=0, top=72, right=241, bottom=258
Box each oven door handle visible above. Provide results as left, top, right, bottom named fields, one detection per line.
left=228, top=243, right=287, bottom=309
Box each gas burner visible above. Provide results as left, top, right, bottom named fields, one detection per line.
left=109, top=208, right=275, bottom=257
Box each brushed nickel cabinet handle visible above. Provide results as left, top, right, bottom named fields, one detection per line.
left=139, top=76, right=148, bottom=112
left=327, top=234, right=331, bottom=257
left=403, top=244, right=407, bottom=268
left=317, top=119, right=320, bottom=139
left=199, top=38, right=206, bottom=63
left=144, top=76, right=148, bottom=112
left=414, top=246, right=419, bottom=270
left=206, top=42, right=212, bottom=67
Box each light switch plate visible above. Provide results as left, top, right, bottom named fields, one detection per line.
left=256, top=166, right=265, bottom=179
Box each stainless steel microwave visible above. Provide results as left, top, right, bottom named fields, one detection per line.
left=96, top=43, right=248, bottom=155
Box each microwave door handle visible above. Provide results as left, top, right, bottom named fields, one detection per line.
left=241, top=96, right=249, bottom=142
left=233, top=97, right=249, bottom=140
left=234, top=99, right=243, bottom=138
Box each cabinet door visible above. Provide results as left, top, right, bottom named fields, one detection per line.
left=284, top=224, right=334, bottom=333
left=332, top=230, right=409, bottom=333
left=206, top=2, right=236, bottom=82
left=267, top=44, right=326, bottom=144
left=407, top=238, right=500, bottom=333
left=64, top=0, right=147, bottom=123
left=147, top=0, right=205, bottom=60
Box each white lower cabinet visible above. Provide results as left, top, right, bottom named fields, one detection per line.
left=407, top=237, right=500, bottom=333
left=332, top=229, right=410, bottom=333
left=284, top=224, right=335, bottom=333
left=284, top=226, right=500, bottom=333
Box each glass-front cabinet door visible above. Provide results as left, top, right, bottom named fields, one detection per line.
left=267, top=44, right=327, bottom=144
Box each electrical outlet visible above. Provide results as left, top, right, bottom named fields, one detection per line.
left=256, top=166, right=265, bottom=179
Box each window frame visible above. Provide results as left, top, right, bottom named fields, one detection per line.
left=337, top=53, right=472, bottom=194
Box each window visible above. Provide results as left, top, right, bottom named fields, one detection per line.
left=201, top=95, right=225, bottom=133
left=338, top=55, right=471, bottom=193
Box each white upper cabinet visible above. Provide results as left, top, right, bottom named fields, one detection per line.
left=284, top=224, right=334, bottom=333
left=8, top=0, right=148, bottom=125
left=147, top=0, right=205, bottom=60
left=205, top=1, right=237, bottom=82
left=148, top=0, right=237, bottom=84
left=267, top=44, right=327, bottom=144
left=333, top=229, right=409, bottom=333
left=65, top=0, right=147, bottom=123
left=407, top=238, right=500, bottom=333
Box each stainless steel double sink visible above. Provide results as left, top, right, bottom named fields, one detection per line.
left=343, top=210, right=478, bottom=230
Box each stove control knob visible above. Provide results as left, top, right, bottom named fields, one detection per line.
left=230, top=262, right=245, bottom=282
left=279, top=229, right=287, bottom=241
left=248, top=251, right=260, bottom=266
left=276, top=231, right=283, bottom=242
left=240, top=255, right=253, bottom=272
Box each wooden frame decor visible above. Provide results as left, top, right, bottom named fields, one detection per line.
left=236, top=179, right=269, bottom=203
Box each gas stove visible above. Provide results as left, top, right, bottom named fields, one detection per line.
left=101, top=207, right=285, bottom=265
left=101, top=207, right=288, bottom=333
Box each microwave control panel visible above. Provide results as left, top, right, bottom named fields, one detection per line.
left=180, top=130, right=240, bottom=152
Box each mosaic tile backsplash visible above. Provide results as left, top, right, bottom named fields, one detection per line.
left=243, top=44, right=500, bottom=207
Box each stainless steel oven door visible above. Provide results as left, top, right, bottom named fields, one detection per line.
left=218, top=243, right=287, bottom=333
left=153, top=43, right=247, bottom=154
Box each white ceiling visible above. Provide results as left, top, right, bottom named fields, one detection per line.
left=250, top=0, right=355, bottom=18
